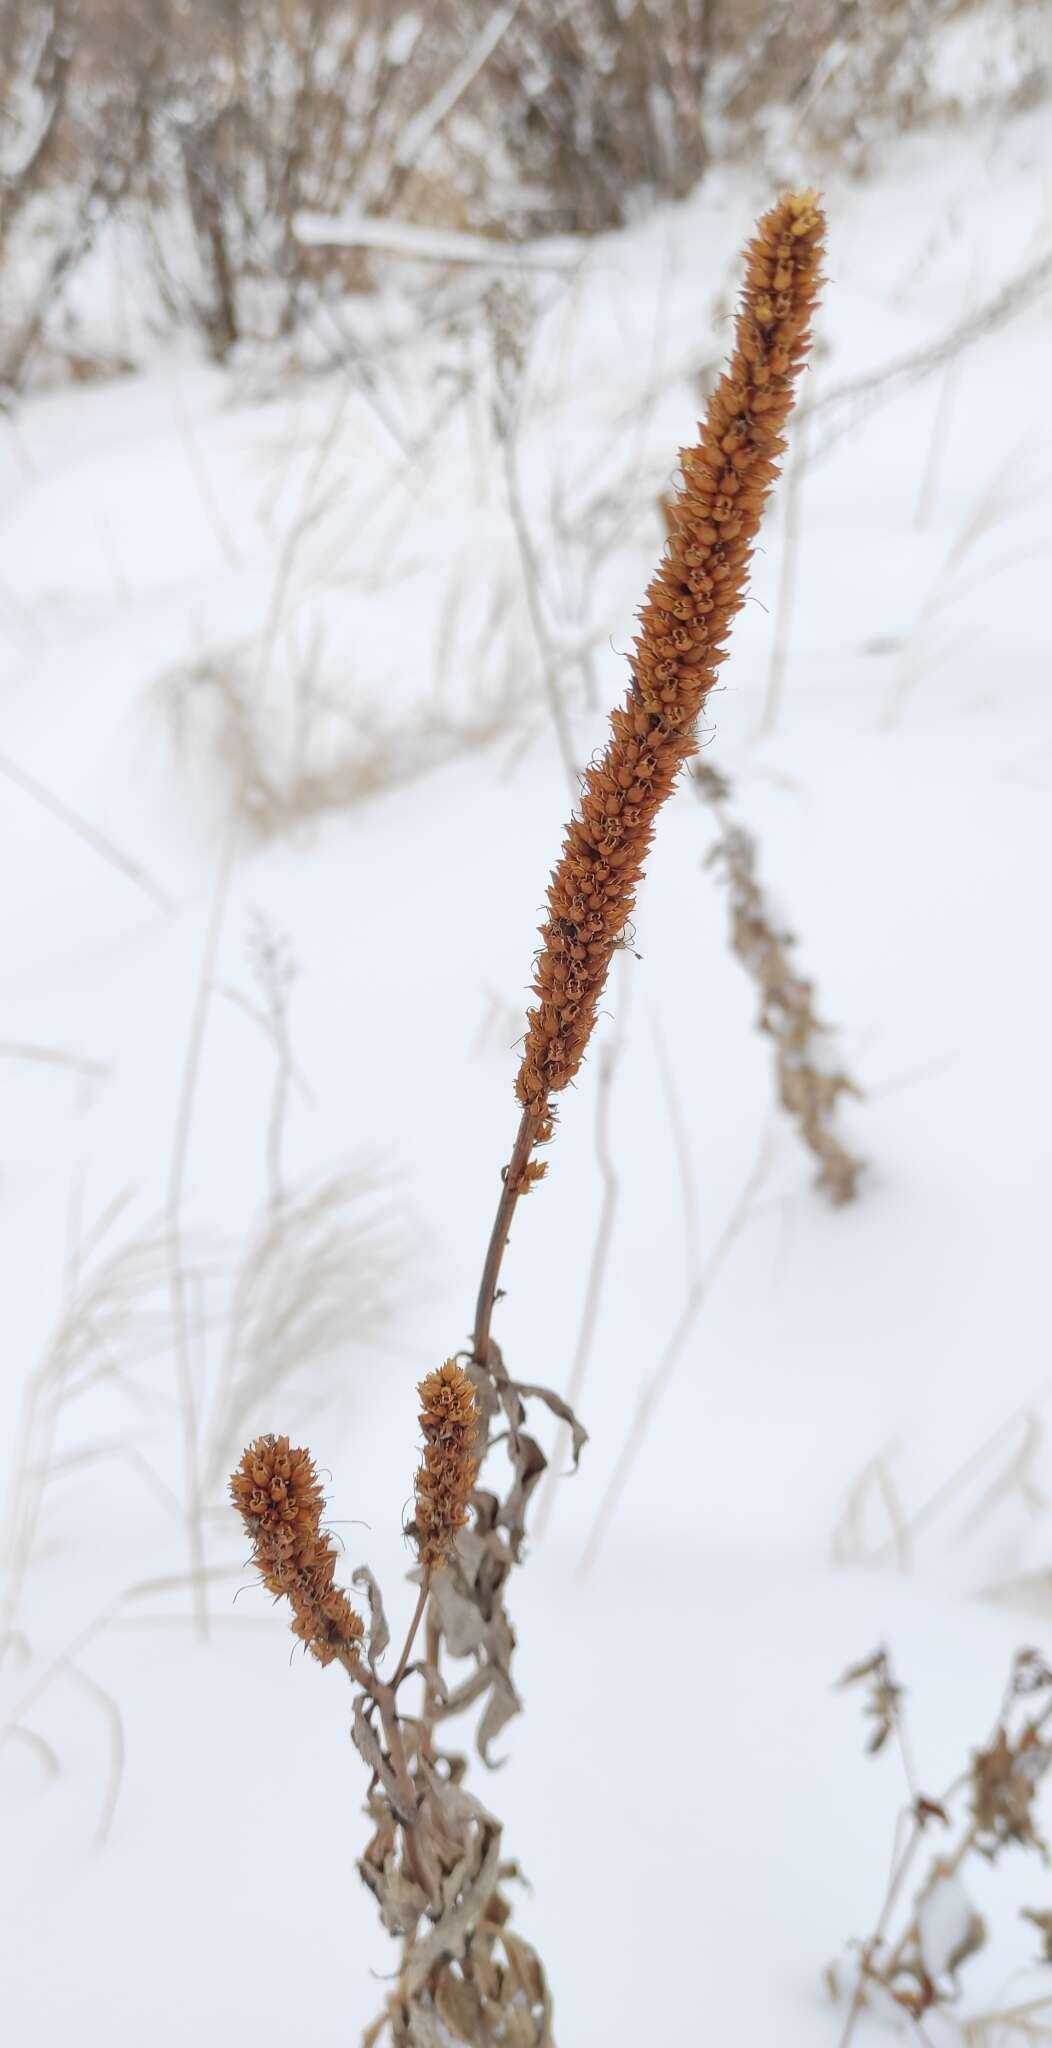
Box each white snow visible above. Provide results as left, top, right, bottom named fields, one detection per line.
left=2, top=73, right=1052, bottom=2048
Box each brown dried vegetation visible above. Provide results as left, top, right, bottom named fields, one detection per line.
left=230, top=193, right=823, bottom=2045
left=517, top=189, right=824, bottom=1114
left=412, top=1361, right=480, bottom=1574
left=837, top=1646, right=1052, bottom=2037
left=233, top=1421, right=553, bottom=2045
left=230, top=1435, right=364, bottom=1666
left=692, top=759, right=862, bottom=1202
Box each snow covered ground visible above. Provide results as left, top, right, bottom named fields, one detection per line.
left=2, top=80, right=1051, bottom=2047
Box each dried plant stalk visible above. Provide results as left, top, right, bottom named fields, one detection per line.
left=516, top=189, right=825, bottom=1116
left=229, top=192, right=827, bottom=2048
left=231, top=1429, right=552, bottom=2045
left=692, top=759, right=863, bottom=1203
left=448, top=187, right=825, bottom=1777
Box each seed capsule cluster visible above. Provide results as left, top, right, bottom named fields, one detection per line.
left=231, top=1435, right=364, bottom=1666
left=516, top=191, right=825, bottom=1115
left=413, top=1359, right=480, bottom=1572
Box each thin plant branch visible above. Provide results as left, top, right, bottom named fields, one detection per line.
left=165, top=806, right=240, bottom=1635
left=533, top=970, right=630, bottom=1540
left=579, top=1120, right=777, bottom=1577
left=0, top=750, right=174, bottom=914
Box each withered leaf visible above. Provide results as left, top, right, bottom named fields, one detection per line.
left=428, top=1553, right=489, bottom=1658
left=432, top=1665, right=493, bottom=1722
left=352, top=1565, right=391, bottom=1665
left=499, top=1432, right=547, bottom=1545
left=406, top=2006, right=452, bottom=2048
left=403, top=1830, right=503, bottom=1997
left=502, top=1932, right=548, bottom=2012
left=478, top=1669, right=520, bottom=1768
left=469, top=1933, right=502, bottom=2005
left=423, top=1764, right=498, bottom=1836
left=512, top=1383, right=588, bottom=1469
left=915, top=1796, right=950, bottom=1827
left=352, top=1696, right=414, bottom=1825
left=433, top=1971, right=485, bottom=2045
left=498, top=2009, right=539, bottom=2048
left=403, top=1659, right=450, bottom=1706
left=369, top=1855, right=427, bottom=1938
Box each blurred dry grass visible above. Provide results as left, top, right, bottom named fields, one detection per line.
left=4, top=0, right=1043, bottom=385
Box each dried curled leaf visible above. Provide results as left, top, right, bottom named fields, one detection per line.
left=398, top=1878, right=554, bottom=2048
left=402, top=1829, right=504, bottom=1997
left=353, top=1565, right=391, bottom=1665
left=433, top=1973, right=485, bottom=2043
left=838, top=1645, right=904, bottom=1755
left=352, top=1696, right=415, bottom=1826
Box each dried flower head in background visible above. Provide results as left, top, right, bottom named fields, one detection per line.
left=231, top=1434, right=363, bottom=1664
left=516, top=189, right=825, bottom=1116
left=413, top=1360, right=479, bottom=1572
left=693, top=760, right=863, bottom=1202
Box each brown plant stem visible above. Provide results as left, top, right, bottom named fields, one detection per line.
left=472, top=1106, right=541, bottom=1368
left=422, top=1611, right=442, bottom=1744
left=390, top=1575, right=431, bottom=1693
left=411, top=1104, right=542, bottom=1746
left=0, top=749, right=174, bottom=914
left=340, top=1643, right=442, bottom=1912
left=534, top=1006, right=627, bottom=1542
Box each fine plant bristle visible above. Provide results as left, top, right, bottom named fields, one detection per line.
left=230, top=1434, right=363, bottom=1665
left=412, top=1360, right=480, bottom=1572
left=516, top=189, right=825, bottom=1115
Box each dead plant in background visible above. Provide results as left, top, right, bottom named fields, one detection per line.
left=831, top=1396, right=1052, bottom=1586
left=231, top=190, right=825, bottom=2040
left=835, top=1645, right=1052, bottom=2040
left=0, top=895, right=411, bottom=1836
left=0, top=0, right=160, bottom=390
left=3, top=0, right=1044, bottom=387
left=692, top=758, right=863, bottom=1202
left=159, top=640, right=524, bottom=839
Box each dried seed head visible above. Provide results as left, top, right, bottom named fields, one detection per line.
left=412, top=1360, right=480, bottom=1573
left=231, top=1434, right=364, bottom=1666
left=516, top=190, right=825, bottom=1115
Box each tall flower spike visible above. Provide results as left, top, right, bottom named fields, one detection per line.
left=516, top=189, right=825, bottom=1115
left=231, top=1434, right=364, bottom=1666
left=413, top=1360, right=480, bottom=1572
